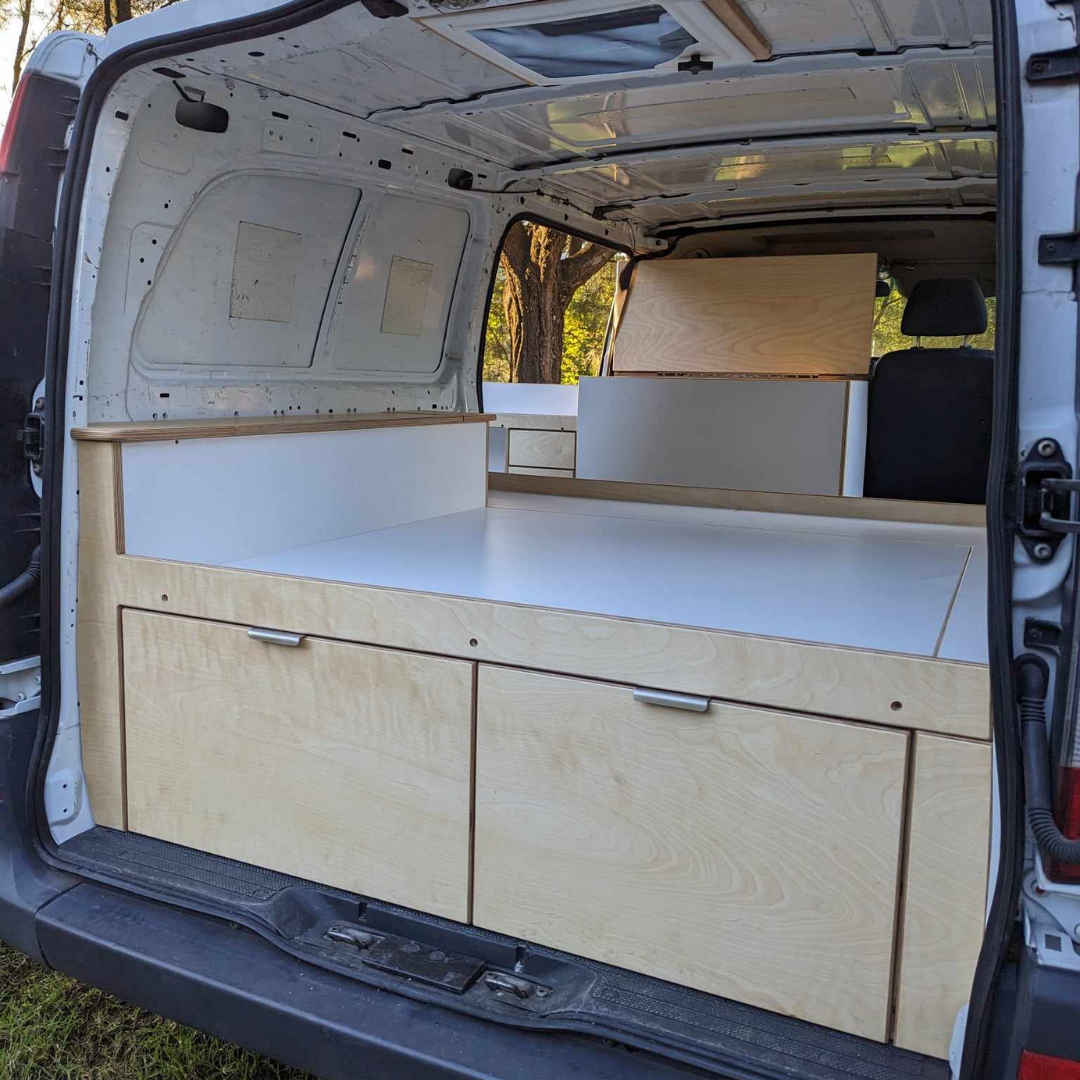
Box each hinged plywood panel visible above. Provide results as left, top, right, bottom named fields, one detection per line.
left=894, top=734, right=992, bottom=1058
left=474, top=665, right=908, bottom=1041
left=613, top=253, right=877, bottom=375
left=122, top=610, right=474, bottom=920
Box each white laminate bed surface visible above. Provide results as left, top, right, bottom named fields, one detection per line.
left=230, top=504, right=982, bottom=658
left=936, top=546, right=989, bottom=663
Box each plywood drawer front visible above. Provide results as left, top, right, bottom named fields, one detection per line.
left=123, top=610, right=474, bottom=921
left=895, top=734, right=992, bottom=1058
left=507, top=429, right=576, bottom=470
left=474, top=665, right=908, bottom=1041
left=507, top=466, right=575, bottom=478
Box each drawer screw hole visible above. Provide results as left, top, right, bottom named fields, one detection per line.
left=469, top=638, right=478, bottom=647
left=890, top=700, right=902, bottom=711
left=161, top=594, right=169, bottom=602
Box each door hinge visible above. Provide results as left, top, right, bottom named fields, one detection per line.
left=1017, top=439, right=1079, bottom=561
left=16, top=399, right=44, bottom=477
left=1027, top=45, right=1080, bottom=83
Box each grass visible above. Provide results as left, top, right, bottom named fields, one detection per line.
left=0, top=942, right=317, bottom=1080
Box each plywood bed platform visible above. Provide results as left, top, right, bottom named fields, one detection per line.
left=230, top=493, right=987, bottom=663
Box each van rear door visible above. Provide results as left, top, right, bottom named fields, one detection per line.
left=0, top=33, right=94, bottom=690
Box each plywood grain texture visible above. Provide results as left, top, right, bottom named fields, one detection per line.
left=507, top=429, right=576, bottom=470
left=894, top=734, right=992, bottom=1057
left=613, top=254, right=877, bottom=375
left=123, top=610, right=474, bottom=920
left=473, top=665, right=908, bottom=1040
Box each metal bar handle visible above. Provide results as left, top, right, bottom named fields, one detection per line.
left=247, top=627, right=305, bottom=648
left=633, top=687, right=710, bottom=713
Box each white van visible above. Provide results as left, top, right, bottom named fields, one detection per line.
left=0, top=2, right=1077, bottom=1078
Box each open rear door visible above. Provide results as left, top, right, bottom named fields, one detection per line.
left=961, top=1, right=1080, bottom=1076
left=0, top=34, right=94, bottom=711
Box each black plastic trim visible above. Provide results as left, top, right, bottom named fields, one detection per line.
left=958, top=0, right=1027, bottom=1075
left=0, top=708, right=78, bottom=960
left=37, top=883, right=702, bottom=1080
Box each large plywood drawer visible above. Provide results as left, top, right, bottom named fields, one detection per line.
left=507, top=429, right=576, bottom=470
left=474, top=665, right=908, bottom=1041
left=122, top=609, right=474, bottom=920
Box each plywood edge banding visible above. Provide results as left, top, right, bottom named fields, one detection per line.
left=488, top=472, right=987, bottom=528
left=72, top=411, right=494, bottom=442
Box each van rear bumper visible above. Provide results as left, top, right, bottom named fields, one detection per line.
left=35, top=882, right=699, bottom=1080
left=0, top=709, right=77, bottom=961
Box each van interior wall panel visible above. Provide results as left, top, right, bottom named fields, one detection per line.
left=134, top=174, right=360, bottom=370
left=472, top=664, right=908, bottom=1041
left=74, top=69, right=535, bottom=424
left=323, top=194, right=470, bottom=375
left=613, top=254, right=877, bottom=376
left=119, top=421, right=488, bottom=565
left=576, top=376, right=850, bottom=496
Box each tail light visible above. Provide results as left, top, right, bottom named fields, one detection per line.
left=0, top=74, right=30, bottom=175
left=1020, top=1051, right=1080, bottom=1079
left=1050, top=757, right=1080, bottom=883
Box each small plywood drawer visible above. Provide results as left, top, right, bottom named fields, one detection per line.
left=122, top=609, right=474, bottom=920
left=474, top=665, right=908, bottom=1041
left=507, top=429, right=576, bottom=470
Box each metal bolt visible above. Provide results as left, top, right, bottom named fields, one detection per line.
left=1034, top=542, right=1054, bottom=560
left=1037, top=439, right=1058, bottom=458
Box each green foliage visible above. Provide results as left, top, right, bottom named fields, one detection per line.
left=483, top=264, right=511, bottom=383
left=0, top=943, right=313, bottom=1080
left=561, top=258, right=617, bottom=384
left=483, top=248, right=617, bottom=385
left=873, top=281, right=996, bottom=356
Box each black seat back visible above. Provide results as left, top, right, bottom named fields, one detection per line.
left=863, top=277, right=993, bottom=505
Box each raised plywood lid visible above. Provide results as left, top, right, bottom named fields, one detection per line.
left=613, top=252, right=878, bottom=377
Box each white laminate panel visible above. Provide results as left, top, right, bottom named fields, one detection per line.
left=122, top=422, right=487, bottom=565
left=232, top=505, right=973, bottom=656
left=937, top=545, right=989, bottom=663
left=481, top=381, right=579, bottom=416
left=576, top=376, right=848, bottom=496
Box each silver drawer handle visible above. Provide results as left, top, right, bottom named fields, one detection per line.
left=247, top=627, right=305, bottom=648
left=633, top=688, right=710, bottom=713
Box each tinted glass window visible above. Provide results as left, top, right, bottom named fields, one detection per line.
left=472, top=5, right=697, bottom=79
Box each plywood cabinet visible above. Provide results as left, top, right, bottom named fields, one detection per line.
left=122, top=610, right=474, bottom=920
left=473, top=665, right=908, bottom=1041
left=894, top=734, right=992, bottom=1058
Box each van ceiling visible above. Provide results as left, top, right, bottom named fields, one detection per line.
left=163, top=0, right=995, bottom=234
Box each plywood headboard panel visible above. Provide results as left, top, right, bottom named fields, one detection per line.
left=613, top=253, right=877, bottom=376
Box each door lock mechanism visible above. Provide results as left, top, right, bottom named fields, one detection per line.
left=1017, top=439, right=1080, bottom=561
left=17, top=397, right=45, bottom=477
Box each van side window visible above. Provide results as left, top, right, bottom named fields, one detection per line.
left=483, top=220, right=619, bottom=386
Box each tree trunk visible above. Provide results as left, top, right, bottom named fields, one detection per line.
left=114, top=0, right=133, bottom=21
left=498, top=223, right=616, bottom=384
left=11, top=0, right=33, bottom=93
left=103, top=0, right=114, bottom=30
